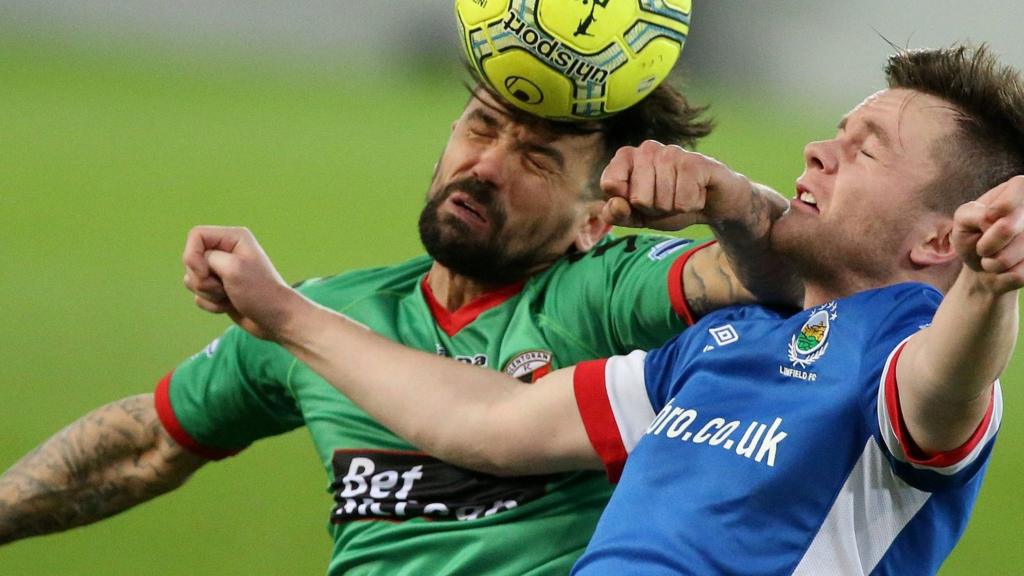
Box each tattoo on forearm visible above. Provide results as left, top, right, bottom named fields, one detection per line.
left=684, top=255, right=711, bottom=319
left=684, top=246, right=746, bottom=320
left=0, top=395, right=203, bottom=545
left=711, top=185, right=802, bottom=307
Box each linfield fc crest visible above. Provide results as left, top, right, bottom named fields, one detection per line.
left=503, top=350, right=553, bottom=383
left=787, top=301, right=838, bottom=369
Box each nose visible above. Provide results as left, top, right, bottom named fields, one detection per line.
left=803, top=139, right=837, bottom=174
left=468, top=141, right=506, bottom=187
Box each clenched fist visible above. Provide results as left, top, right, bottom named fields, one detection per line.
left=182, top=226, right=300, bottom=340
left=599, top=140, right=758, bottom=231
left=953, top=175, right=1024, bottom=294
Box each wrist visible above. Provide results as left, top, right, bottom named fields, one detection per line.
left=709, top=182, right=783, bottom=241
left=955, top=266, right=1017, bottom=300
left=266, top=287, right=318, bottom=347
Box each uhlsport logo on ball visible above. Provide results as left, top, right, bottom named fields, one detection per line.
left=455, top=0, right=691, bottom=120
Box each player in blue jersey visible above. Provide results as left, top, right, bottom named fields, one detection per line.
left=190, top=44, right=1023, bottom=574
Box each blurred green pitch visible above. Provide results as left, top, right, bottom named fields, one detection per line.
left=0, top=31, right=1020, bottom=575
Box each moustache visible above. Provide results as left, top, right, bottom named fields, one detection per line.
left=439, top=177, right=498, bottom=208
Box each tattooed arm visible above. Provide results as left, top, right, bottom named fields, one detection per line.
left=601, top=141, right=802, bottom=316
left=704, top=181, right=802, bottom=308
left=680, top=243, right=756, bottom=320
left=0, top=394, right=206, bottom=545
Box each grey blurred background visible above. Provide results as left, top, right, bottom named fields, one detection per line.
left=3, top=0, right=1023, bottom=110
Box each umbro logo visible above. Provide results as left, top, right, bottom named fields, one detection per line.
left=709, top=324, right=739, bottom=346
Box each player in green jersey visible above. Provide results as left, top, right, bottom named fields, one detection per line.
left=0, top=84, right=791, bottom=574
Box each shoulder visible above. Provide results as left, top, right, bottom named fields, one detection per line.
left=292, top=255, right=433, bottom=309
left=844, top=283, right=942, bottom=332
left=562, top=234, right=697, bottom=267
left=536, top=234, right=699, bottom=285
left=854, top=282, right=942, bottom=309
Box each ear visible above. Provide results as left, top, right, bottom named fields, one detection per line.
left=572, top=200, right=614, bottom=253
left=909, top=217, right=957, bottom=267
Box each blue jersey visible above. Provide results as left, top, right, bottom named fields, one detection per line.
left=572, top=283, right=1002, bottom=575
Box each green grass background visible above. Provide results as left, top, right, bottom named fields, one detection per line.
left=1, top=32, right=1021, bottom=574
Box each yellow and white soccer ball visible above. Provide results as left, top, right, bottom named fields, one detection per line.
left=455, top=0, right=691, bottom=120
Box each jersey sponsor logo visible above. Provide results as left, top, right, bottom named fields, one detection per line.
left=456, top=353, right=488, bottom=366
left=330, top=450, right=551, bottom=523
left=783, top=301, right=838, bottom=377
left=503, top=350, right=553, bottom=383
left=435, top=345, right=489, bottom=367
left=647, top=237, right=693, bottom=261
left=646, top=400, right=788, bottom=467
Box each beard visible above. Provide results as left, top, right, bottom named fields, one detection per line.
left=418, top=176, right=560, bottom=285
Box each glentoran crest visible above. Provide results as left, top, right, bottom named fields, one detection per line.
left=787, top=301, right=838, bottom=368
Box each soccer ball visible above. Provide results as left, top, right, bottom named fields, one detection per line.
left=454, top=0, right=692, bottom=120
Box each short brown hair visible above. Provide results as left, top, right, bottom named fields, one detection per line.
left=886, top=44, right=1024, bottom=212
left=471, top=79, right=712, bottom=200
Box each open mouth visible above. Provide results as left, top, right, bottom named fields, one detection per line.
left=448, top=192, right=489, bottom=226
left=794, top=185, right=820, bottom=214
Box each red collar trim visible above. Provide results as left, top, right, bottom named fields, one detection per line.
left=421, top=274, right=525, bottom=337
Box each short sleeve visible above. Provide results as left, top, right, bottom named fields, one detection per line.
left=155, top=325, right=304, bottom=459
left=875, top=339, right=1002, bottom=491
left=572, top=338, right=687, bottom=482
left=863, top=285, right=1002, bottom=491
left=543, top=235, right=709, bottom=354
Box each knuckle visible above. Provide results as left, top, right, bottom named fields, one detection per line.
left=637, top=140, right=663, bottom=156
left=631, top=194, right=654, bottom=209
left=612, top=146, right=636, bottom=161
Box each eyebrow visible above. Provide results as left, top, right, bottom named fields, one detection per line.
left=468, top=107, right=501, bottom=129
left=837, top=116, right=893, bottom=149
left=519, top=141, right=566, bottom=171
left=467, top=107, right=566, bottom=170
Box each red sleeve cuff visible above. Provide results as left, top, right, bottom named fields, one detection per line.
left=154, top=372, right=241, bottom=461
left=573, top=359, right=627, bottom=483
left=668, top=240, right=718, bottom=326
left=885, top=345, right=996, bottom=468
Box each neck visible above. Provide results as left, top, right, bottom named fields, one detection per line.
left=426, top=262, right=518, bottom=311
left=801, top=284, right=848, bottom=310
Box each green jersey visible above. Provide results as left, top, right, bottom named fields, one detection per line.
left=155, top=235, right=706, bottom=575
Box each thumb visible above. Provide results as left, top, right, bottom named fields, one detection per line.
left=954, top=201, right=990, bottom=236
left=205, top=249, right=239, bottom=281
left=600, top=152, right=633, bottom=200
left=602, top=196, right=635, bottom=226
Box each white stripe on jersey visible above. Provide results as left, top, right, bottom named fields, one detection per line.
left=603, top=350, right=655, bottom=453
left=792, top=438, right=931, bottom=575
left=876, top=337, right=1003, bottom=475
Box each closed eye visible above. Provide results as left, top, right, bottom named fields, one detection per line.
left=525, top=153, right=553, bottom=173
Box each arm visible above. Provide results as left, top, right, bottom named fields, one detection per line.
left=0, top=394, right=206, bottom=545
left=896, top=177, right=1023, bottom=453
left=600, top=141, right=802, bottom=314
left=182, top=226, right=600, bottom=476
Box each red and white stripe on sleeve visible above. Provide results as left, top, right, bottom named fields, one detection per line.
left=573, top=351, right=655, bottom=482
left=877, top=339, right=1003, bottom=475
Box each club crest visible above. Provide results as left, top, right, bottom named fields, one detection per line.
left=503, top=350, right=553, bottom=383
left=787, top=302, right=838, bottom=368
